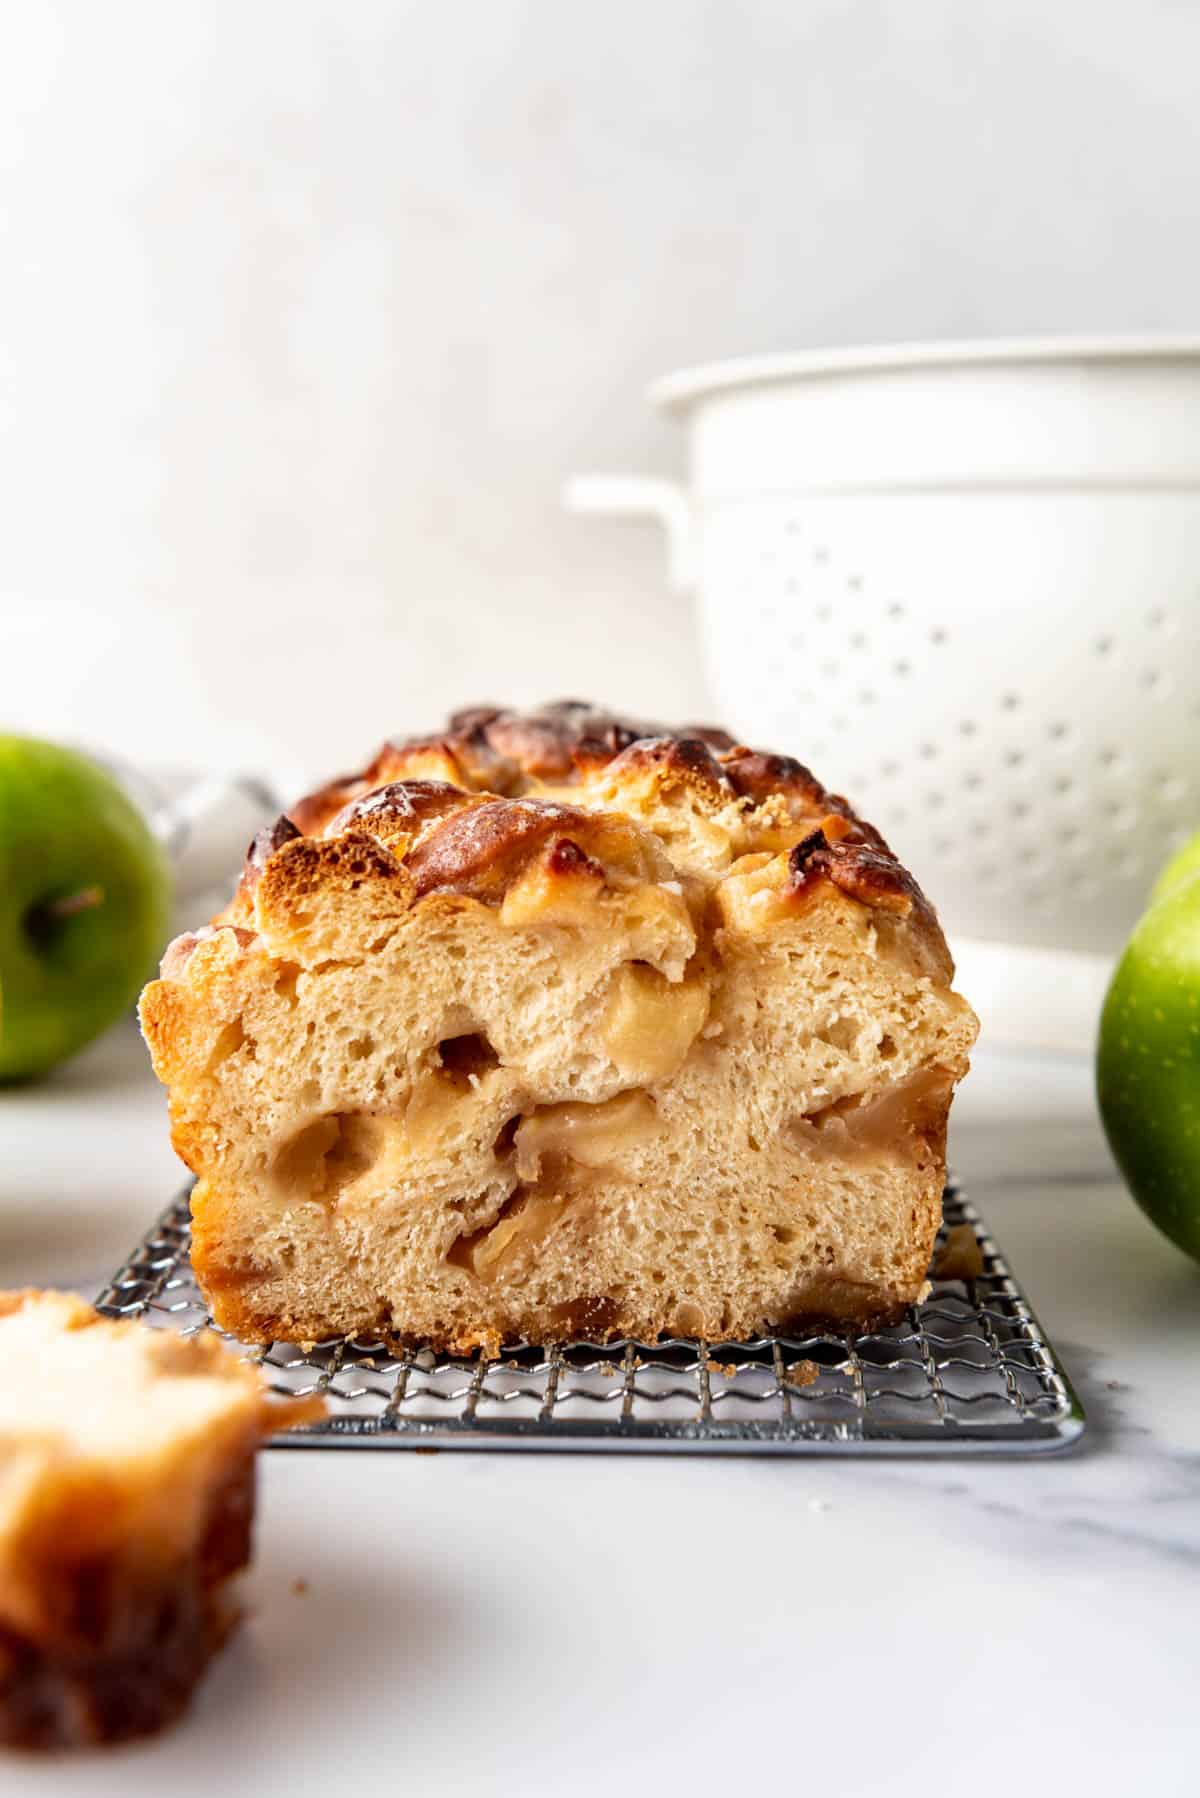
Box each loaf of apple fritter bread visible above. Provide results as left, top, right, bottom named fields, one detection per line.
left=140, top=703, right=978, bottom=1353
left=0, top=1291, right=322, bottom=1749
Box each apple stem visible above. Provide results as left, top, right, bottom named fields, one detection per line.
left=45, top=886, right=104, bottom=920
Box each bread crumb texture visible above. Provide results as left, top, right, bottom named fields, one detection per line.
left=141, top=703, right=978, bottom=1353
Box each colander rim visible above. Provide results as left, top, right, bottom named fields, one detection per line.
left=651, top=335, right=1200, bottom=412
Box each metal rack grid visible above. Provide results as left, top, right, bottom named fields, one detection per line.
left=95, top=1180, right=1084, bottom=1455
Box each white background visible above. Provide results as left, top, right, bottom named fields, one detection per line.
left=3, top=1, right=1200, bottom=775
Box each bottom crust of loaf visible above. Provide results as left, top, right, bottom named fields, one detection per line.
left=0, top=1454, right=255, bottom=1751
left=201, top=1251, right=930, bottom=1359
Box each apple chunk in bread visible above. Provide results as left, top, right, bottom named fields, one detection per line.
left=140, top=705, right=978, bottom=1352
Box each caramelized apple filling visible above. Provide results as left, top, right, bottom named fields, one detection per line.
left=499, top=849, right=606, bottom=927
left=405, top=1041, right=504, bottom=1155
left=789, top=1066, right=954, bottom=1165
left=601, top=962, right=709, bottom=1082
left=272, top=1112, right=399, bottom=1198
left=448, top=1189, right=570, bottom=1283
left=447, top=1090, right=660, bottom=1282
left=714, top=852, right=796, bottom=933
left=513, top=1089, right=657, bottom=1181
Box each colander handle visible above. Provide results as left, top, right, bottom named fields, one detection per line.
left=562, top=475, right=694, bottom=592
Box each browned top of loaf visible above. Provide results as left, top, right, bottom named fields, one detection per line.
left=207, top=701, right=939, bottom=942
left=291, top=700, right=855, bottom=829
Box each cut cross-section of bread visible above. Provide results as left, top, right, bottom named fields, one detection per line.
left=141, top=703, right=979, bottom=1354
left=0, top=1291, right=322, bottom=1749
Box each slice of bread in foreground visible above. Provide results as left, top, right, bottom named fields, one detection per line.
left=142, top=702, right=979, bottom=1354
left=0, top=1291, right=321, bottom=1749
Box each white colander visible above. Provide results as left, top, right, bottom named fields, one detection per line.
left=567, top=339, right=1200, bottom=1047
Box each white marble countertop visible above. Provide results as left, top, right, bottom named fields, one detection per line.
left=2, top=1020, right=1198, bottom=1797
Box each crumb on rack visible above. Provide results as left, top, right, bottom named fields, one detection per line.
left=931, top=1222, right=985, bottom=1283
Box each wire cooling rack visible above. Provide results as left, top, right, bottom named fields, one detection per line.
left=94, top=1180, right=1083, bottom=1456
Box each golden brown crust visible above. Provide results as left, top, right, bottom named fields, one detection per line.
left=787, top=825, right=928, bottom=919
left=326, top=778, right=468, bottom=843
left=210, top=1291, right=917, bottom=1360
left=407, top=797, right=596, bottom=901
left=447, top=700, right=666, bottom=779
left=215, top=701, right=942, bottom=954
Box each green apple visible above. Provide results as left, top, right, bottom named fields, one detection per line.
left=1097, top=850, right=1200, bottom=1263
left=1150, top=827, right=1200, bottom=906
left=0, top=737, right=171, bottom=1081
